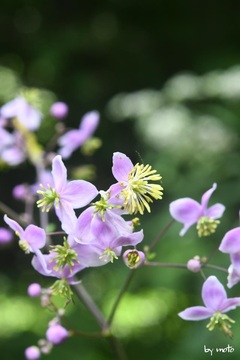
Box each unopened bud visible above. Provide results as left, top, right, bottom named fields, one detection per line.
left=46, top=324, right=69, bottom=345
left=187, top=257, right=201, bottom=272
left=24, top=346, right=41, bottom=360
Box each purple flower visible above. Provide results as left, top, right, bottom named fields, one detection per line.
left=179, top=276, right=240, bottom=319
left=169, top=183, right=225, bottom=236
left=1, top=97, right=42, bottom=130
left=4, top=215, right=49, bottom=273
left=111, top=152, right=163, bottom=215
left=37, top=155, right=98, bottom=234
left=50, top=101, right=68, bottom=119
left=58, top=111, right=100, bottom=159
left=73, top=205, right=144, bottom=264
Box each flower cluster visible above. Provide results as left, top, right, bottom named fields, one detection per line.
left=0, top=96, right=163, bottom=358
left=2, top=91, right=240, bottom=360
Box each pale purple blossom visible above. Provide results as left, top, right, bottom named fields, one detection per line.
left=169, top=183, right=225, bottom=236
left=38, top=155, right=98, bottom=234
left=58, top=111, right=99, bottom=159
left=4, top=215, right=49, bottom=273
left=178, top=276, right=240, bottom=321
left=72, top=206, right=144, bottom=264
left=1, top=97, right=42, bottom=130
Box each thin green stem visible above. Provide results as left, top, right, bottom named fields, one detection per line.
left=72, top=278, right=127, bottom=360
left=108, top=270, right=136, bottom=326
left=73, top=278, right=109, bottom=332
left=144, top=261, right=228, bottom=273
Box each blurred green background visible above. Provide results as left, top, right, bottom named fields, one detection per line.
left=1, top=0, right=240, bottom=359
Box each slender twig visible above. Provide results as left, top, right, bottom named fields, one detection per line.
left=144, top=261, right=228, bottom=273
left=0, top=200, right=28, bottom=226
left=145, top=261, right=187, bottom=269
left=147, top=219, right=175, bottom=251
left=72, top=278, right=127, bottom=360
left=108, top=270, right=136, bottom=326
left=73, top=278, right=109, bottom=332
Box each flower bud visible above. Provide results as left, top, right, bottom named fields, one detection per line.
left=123, top=249, right=145, bottom=269
left=46, top=324, right=69, bottom=345
left=50, top=102, right=68, bottom=119
left=187, top=257, right=201, bottom=272
left=24, top=346, right=41, bottom=360
left=27, top=283, right=42, bottom=297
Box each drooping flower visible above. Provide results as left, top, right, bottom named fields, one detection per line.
left=37, top=155, right=98, bottom=234
left=169, top=183, right=225, bottom=237
left=111, top=152, right=163, bottom=215
left=178, top=275, right=240, bottom=337
left=58, top=111, right=100, bottom=159
left=1, top=97, right=42, bottom=131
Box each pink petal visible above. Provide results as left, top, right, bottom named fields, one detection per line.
left=51, top=155, right=67, bottom=192
left=202, top=276, right=227, bottom=311
left=219, top=227, right=240, bottom=254
left=206, top=203, right=225, bottom=219
left=63, top=180, right=98, bottom=208
left=201, top=183, right=217, bottom=211
left=112, top=152, right=134, bottom=182
left=178, top=306, right=213, bottom=320
left=169, top=198, right=201, bottom=236
left=4, top=215, right=24, bottom=237
left=25, top=224, right=46, bottom=250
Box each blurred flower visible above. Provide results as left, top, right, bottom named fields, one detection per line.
left=169, top=183, right=225, bottom=236
left=1, top=97, right=42, bottom=130
left=58, top=111, right=99, bottom=159
left=0, top=227, right=13, bottom=244
left=50, top=101, right=68, bottom=119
